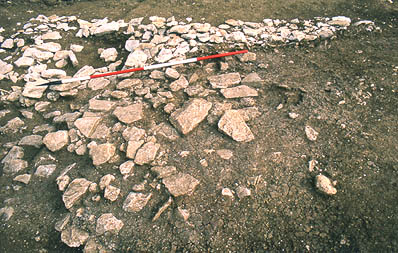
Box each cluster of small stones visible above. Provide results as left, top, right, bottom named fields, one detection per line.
left=0, top=14, right=376, bottom=250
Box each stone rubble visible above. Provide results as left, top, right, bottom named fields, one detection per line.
left=0, top=13, right=379, bottom=251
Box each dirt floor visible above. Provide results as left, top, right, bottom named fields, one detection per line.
left=0, top=0, right=397, bottom=252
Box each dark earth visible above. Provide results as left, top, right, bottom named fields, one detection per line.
left=0, top=0, right=397, bottom=252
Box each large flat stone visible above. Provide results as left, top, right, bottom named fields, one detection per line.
left=207, top=73, right=241, bottom=88
left=113, top=103, right=143, bottom=124
left=62, top=178, right=92, bottom=209
left=162, top=173, right=199, bottom=197
left=220, top=85, right=258, bottom=98
left=218, top=110, right=254, bottom=142
left=170, top=98, right=212, bottom=134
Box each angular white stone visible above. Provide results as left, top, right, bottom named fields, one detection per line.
left=15, top=57, right=34, bottom=67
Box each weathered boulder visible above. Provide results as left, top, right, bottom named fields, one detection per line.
left=74, top=117, right=101, bottom=138
left=315, top=174, right=337, bottom=195
left=208, top=73, right=241, bottom=88
left=18, top=135, right=43, bottom=148
left=88, top=143, right=116, bottom=166
left=62, top=178, right=92, bottom=209
left=43, top=130, right=69, bottom=152
left=113, top=103, right=143, bottom=124
left=122, top=192, right=152, bottom=212
left=96, top=213, right=124, bottom=235
left=134, top=142, right=160, bottom=165
left=170, top=98, right=212, bottom=134
left=162, top=172, right=199, bottom=197
left=61, top=226, right=89, bottom=248
left=220, top=85, right=258, bottom=98
left=218, top=110, right=254, bottom=142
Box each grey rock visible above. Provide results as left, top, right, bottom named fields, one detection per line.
left=62, top=178, right=92, bottom=209
left=35, top=164, right=56, bottom=178
left=53, top=112, right=82, bottom=124
left=169, top=24, right=191, bottom=34
left=152, top=122, right=180, bottom=140
left=117, top=78, right=143, bottom=90
left=41, top=69, right=67, bottom=78
left=315, top=174, right=337, bottom=195
left=220, top=85, right=258, bottom=98
left=125, top=39, right=140, bottom=52
left=0, top=60, right=13, bottom=75
left=113, top=103, right=143, bottom=124
left=61, top=226, right=89, bottom=248
left=170, top=98, right=212, bottom=134
left=96, top=213, right=124, bottom=235
left=123, top=192, right=152, bottom=212
left=218, top=110, right=254, bottom=142
left=3, top=159, right=28, bottom=175
left=2, top=146, right=24, bottom=164
left=149, top=70, right=165, bottom=80
left=208, top=73, right=241, bottom=88
left=43, top=130, right=69, bottom=152
left=238, top=52, right=257, bottom=62
left=89, top=143, right=116, bottom=166
left=134, top=141, right=160, bottom=165
left=18, top=135, right=43, bottom=148
left=73, top=65, right=95, bottom=78
left=162, top=173, right=199, bottom=197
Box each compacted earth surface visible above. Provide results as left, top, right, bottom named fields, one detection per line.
left=0, top=0, right=397, bottom=252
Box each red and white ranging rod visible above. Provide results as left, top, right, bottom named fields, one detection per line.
left=39, top=50, right=249, bottom=86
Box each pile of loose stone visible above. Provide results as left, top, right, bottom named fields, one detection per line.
left=0, top=14, right=372, bottom=250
